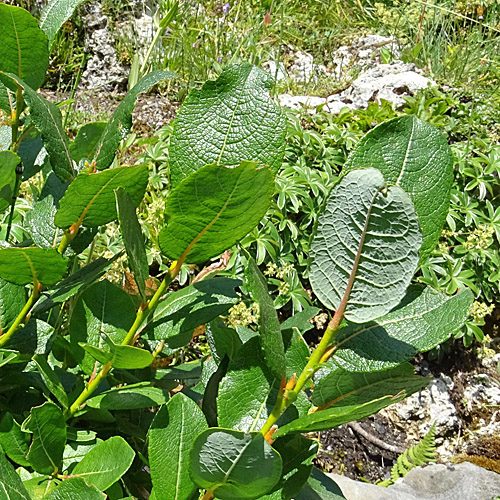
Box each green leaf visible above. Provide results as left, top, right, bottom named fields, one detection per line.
left=69, top=280, right=136, bottom=374
left=259, top=435, right=317, bottom=500
left=79, top=344, right=113, bottom=365
left=0, top=4, right=49, bottom=92
left=25, top=402, right=66, bottom=475
left=22, top=476, right=55, bottom=499
left=0, top=248, right=68, bottom=286
left=142, top=278, right=240, bottom=348
left=217, top=338, right=274, bottom=432
left=276, top=378, right=427, bottom=438
left=92, top=71, right=176, bottom=171
left=206, top=320, right=242, bottom=363
left=86, top=382, right=169, bottom=410
left=190, top=428, right=282, bottom=499
left=63, top=438, right=101, bottom=472
left=32, top=354, right=69, bottom=409
left=0, top=277, right=25, bottom=332
left=55, top=165, right=149, bottom=228
left=44, top=477, right=105, bottom=500
left=24, top=194, right=97, bottom=255
left=149, top=393, right=208, bottom=500
left=34, top=254, right=123, bottom=313
left=310, top=168, right=421, bottom=323
left=40, top=0, right=90, bottom=49
left=2, top=74, right=73, bottom=182
left=344, top=115, right=454, bottom=260
left=245, top=258, right=285, bottom=379
left=332, top=286, right=474, bottom=372
left=280, top=307, right=320, bottom=335
left=159, top=162, right=273, bottom=263
left=0, top=350, right=20, bottom=367
left=0, top=413, right=30, bottom=467
left=71, top=436, right=135, bottom=491
left=312, top=363, right=428, bottom=408
left=0, top=83, right=12, bottom=115
left=111, top=345, right=154, bottom=369
left=3, top=319, right=55, bottom=355
left=115, top=187, right=149, bottom=300
left=0, top=451, right=32, bottom=500
left=218, top=335, right=309, bottom=433
left=296, top=468, right=346, bottom=500
left=69, top=121, right=107, bottom=163
left=169, top=63, right=286, bottom=187
left=18, top=129, right=50, bottom=181
left=0, top=151, right=19, bottom=213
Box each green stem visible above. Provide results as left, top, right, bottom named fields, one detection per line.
left=0, top=284, right=41, bottom=348
left=120, top=274, right=171, bottom=346
left=259, top=277, right=351, bottom=437
left=66, top=264, right=178, bottom=417
left=57, top=224, right=80, bottom=255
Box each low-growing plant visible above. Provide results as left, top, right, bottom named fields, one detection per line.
left=0, top=3, right=474, bottom=500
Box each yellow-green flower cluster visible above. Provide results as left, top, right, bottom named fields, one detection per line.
left=264, top=262, right=295, bottom=279
left=464, top=224, right=494, bottom=250
left=470, top=300, right=494, bottom=323
left=227, top=301, right=260, bottom=327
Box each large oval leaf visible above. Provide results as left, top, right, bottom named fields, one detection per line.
left=159, top=162, right=273, bottom=263
left=149, top=393, right=208, bottom=500
left=190, top=428, right=282, bottom=499
left=0, top=247, right=68, bottom=286
left=343, top=115, right=453, bottom=260
left=40, top=0, right=89, bottom=49
left=0, top=4, right=49, bottom=92
left=71, top=436, right=135, bottom=491
left=55, top=165, right=149, bottom=228
left=310, top=168, right=421, bottom=323
left=332, top=286, right=474, bottom=372
left=25, top=402, right=66, bottom=474
left=169, top=63, right=286, bottom=187
left=311, top=363, right=427, bottom=408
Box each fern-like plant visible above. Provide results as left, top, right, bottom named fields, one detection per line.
left=379, top=424, right=437, bottom=487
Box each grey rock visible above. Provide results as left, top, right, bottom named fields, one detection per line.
left=328, top=61, right=434, bottom=110
left=278, top=61, right=434, bottom=113
left=80, top=3, right=129, bottom=90
left=288, top=50, right=327, bottom=82
left=330, top=34, right=401, bottom=79
left=278, top=94, right=328, bottom=111
left=327, top=462, right=500, bottom=500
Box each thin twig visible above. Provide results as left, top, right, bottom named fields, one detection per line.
left=348, top=422, right=404, bottom=454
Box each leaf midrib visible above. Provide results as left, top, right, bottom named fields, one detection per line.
left=216, top=66, right=253, bottom=165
